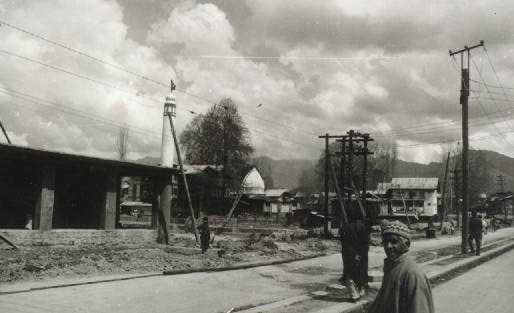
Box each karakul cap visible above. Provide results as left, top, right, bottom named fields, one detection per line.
left=381, top=220, right=410, bottom=239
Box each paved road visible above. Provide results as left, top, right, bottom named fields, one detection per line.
left=433, top=247, right=514, bottom=313
left=1, top=228, right=513, bottom=313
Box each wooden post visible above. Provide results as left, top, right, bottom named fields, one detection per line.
left=329, top=160, right=348, bottom=226
left=324, top=134, right=330, bottom=237
left=34, top=165, right=55, bottom=231
left=157, top=176, right=172, bottom=244
left=168, top=114, right=199, bottom=242
left=100, top=172, right=117, bottom=230
left=440, top=152, right=450, bottom=230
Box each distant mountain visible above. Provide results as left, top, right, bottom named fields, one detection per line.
left=134, top=155, right=316, bottom=190
left=394, top=160, right=444, bottom=178
left=134, top=156, right=160, bottom=166
left=134, top=150, right=514, bottom=194
left=393, top=150, right=514, bottom=195
left=268, top=159, right=316, bottom=189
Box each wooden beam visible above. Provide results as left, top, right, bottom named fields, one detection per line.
left=34, top=165, right=55, bottom=231
left=100, top=172, right=117, bottom=230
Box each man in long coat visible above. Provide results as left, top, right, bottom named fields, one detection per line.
left=368, top=220, right=434, bottom=313
left=340, top=210, right=370, bottom=301
left=468, top=210, right=483, bottom=255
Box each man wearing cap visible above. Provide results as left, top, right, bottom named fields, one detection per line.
left=368, top=220, right=434, bottom=313
left=197, top=217, right=211, bottom=254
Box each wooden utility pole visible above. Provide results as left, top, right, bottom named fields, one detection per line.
left=440, top=152, right=451, bottom=230
left=497, top=174, right=506, bottom=221
left=0, top=119, right=11, bottom=144
left=340, top=138, right=346, bottom=200
left=318, top=134, right=350, bottom=237
left=329, top=160, right=348, bottom=226
left=336, top=131, right=373, bottom=221
left=452, top=169, right=461, bottom=229
left=449, top=40, right=484, bottom=254
left=361, top=134, right=372, bottom=216
left=347, top=130, right=354, bottom=215
left=167, top=81, right=199, bottom=243
left=321, top=134, right=330, bottom=237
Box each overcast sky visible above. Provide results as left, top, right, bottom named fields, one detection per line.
left=1, top=0, right=514, bottom=164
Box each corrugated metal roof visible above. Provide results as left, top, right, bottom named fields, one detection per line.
left=265, top=188, right=289, bottom=197
left=0, top=143, right=175, bottom=175
left=391, top=177, right=439, bottom=189
left=376, top=182, right=393, bottom=194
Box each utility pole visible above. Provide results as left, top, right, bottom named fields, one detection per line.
left=318, top=133, right=330, bottom=237
left=324, top=134, right=329, bottom=237
left=166, top=80, right=199, bottom=243
left=449, top=40, right=484, bottom=254
left=497, top=174, right=506, bottom=221
left=347, top=130, right=354, bottom=215
left=340, top=138, right=346, bottom=206
left=440, top=152, right=451, bottom=230
left=361, top=134, right=373, bottom=216
left=336, top=131, right=373, bottom=221
left=452, top=169, right=461, bottom=229
left=0, top=119, right=11, bottom=144
left=319, top=133, right=350, bottom=237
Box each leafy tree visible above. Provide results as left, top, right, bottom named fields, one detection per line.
left=116, top=124, right=129, bottom=160
left=180, top=98, right=254, bottom=195
left=297, top=139, right=399, bottom=196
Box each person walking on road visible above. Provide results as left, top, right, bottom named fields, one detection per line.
left=368, top=220, right=434, bottom=313
left=197, top=217, right=211, bottom=254
left=468, top=210, right=483, bottom=256
left=340, top=209, right=370, bottom=301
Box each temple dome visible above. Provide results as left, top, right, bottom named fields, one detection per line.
left=241, top=168, right=265, bottom=195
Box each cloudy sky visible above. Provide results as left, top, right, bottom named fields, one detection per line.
left=1, top=0, right=514, bottom=164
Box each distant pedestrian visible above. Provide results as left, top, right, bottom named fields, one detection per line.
left=368, top=220, right=434, bottom=313
left=468, top=210, right=483, bottom=256
left=197, top=217, right=211, bottom=254
left=340, top=209, right=370, bottom=301
left=24, top=213, right=32, bottom=230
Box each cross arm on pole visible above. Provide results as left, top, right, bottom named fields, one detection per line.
left=449, top=40, right=484, bottom=56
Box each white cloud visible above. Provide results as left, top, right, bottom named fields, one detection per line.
left=0, top=0, right=175, bottom=160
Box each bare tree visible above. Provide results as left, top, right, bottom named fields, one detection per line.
left=117, top=124, right=129, bottom=161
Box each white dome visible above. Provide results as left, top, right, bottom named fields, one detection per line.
left=241, top=168, right=265, bottom=195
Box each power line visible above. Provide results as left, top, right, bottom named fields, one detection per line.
left=0, top=87, right=162, bottom=139
left=0, top=49, right=162, bottom=105
left=4, top=20, right=506, bottom=143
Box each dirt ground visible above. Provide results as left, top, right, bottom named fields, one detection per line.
left=0, top=232, right=341, bottom=284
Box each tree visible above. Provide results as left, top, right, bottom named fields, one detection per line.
left=297, top=138, right=399, bottom=197
left=116, top=124, right=129, bottom=160
left=180, top=98, right=254, bottom=195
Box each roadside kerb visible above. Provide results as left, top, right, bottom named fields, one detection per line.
left=162, top=253, right=327, bottom=275
left=0, top=253, right=326, bottom=296
left=237, top=238, right=514, bottom=313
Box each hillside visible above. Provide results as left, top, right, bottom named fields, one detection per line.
left=269, top=159, right=316, bottom=189
left=134, top=150, right=514, bottom=193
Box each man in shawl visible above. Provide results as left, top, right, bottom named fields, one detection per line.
left=368, top=220, right=434, bottom=313
left=468, top=210, right=483, bottom=256
left=340, top=208, right=370, bottom=301
left=197, top=217, right=211, bottom=254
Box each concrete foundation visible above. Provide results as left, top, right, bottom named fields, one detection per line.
left=0, top=229, right=159, bottom=246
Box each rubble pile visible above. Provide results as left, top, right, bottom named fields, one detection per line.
left=0, top=233, right=340, bottom=284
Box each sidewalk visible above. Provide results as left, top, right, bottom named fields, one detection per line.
left=236, top=231, right=514, bottom=313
